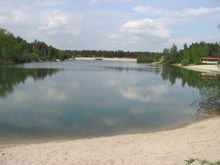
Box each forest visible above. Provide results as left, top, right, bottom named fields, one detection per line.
left=0, top=27, right=220, bottom=64
left=0, top=28, right=160, bottom=64
left=163, top=43, right=220, bottom=65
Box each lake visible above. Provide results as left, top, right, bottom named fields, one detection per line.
left=0, top=61, right=219, bottom=143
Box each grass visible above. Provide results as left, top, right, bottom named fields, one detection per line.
left=185, top=158, right=220, bottom=165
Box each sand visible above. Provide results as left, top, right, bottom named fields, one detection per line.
left=75, top=57, right=137, bottom=62
left=181, top=64, right=220, bottom=73
left=0, top=117, right=220, bottom=165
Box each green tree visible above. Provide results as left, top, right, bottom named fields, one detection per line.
left=163, top=44, right=180, bottom=64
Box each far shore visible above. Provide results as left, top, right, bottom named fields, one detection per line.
left=173, top=64, right=220, bottom=73
left=1, top=117, right=220, bottom=165
left=75, top=58, right=220, bottom=74
left=75, top=57, right=137, bottom=62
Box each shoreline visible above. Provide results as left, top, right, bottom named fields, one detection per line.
left=1, top=117, right=220, bottom=165
left=173, top=64, right=220, bottom=73
left=0, top=120, right=189, bottom=147
left=75, top=57, right=137, bottom=62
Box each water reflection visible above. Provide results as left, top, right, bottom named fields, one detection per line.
left=93, top=64, right=162, bottom=74
left=0, top=67, right=59, bottom=98
left=161, top=66, right=220, bottom=120
left=107, top=78, right=168, bottom=103
left=17, top=61, right=162, bottom=74
left=0, top=61, right=219, bottom=142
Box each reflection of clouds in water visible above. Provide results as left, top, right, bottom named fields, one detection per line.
left=181, top=106, right=196, bottom=115
left=121, top=84, right=168, bottom=103
left=129, top=107, right=147, bottom=115
left=38, top=80, right=81, bottom=103
left=107, top=79, right=139, bottom=87
left=0, top=62, right=199, bottom=136
left=107, top=78, right=168, bottom=103
left=44, top=87, right=65, bottom=102
left=107, top=77, right=169, bottom=103
left=1, top=78, right=82, bottom=128
left=102, top=117, right=119, bottom=127
left=10, top=78, right=81, bottom=104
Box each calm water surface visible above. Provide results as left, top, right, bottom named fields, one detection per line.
left=0, top=61, right=219, bottom=143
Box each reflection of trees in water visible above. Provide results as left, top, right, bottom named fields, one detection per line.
left=0, top=67, right=58, bottom=98
left=161, top=66, right=220, bottom=119
left=96, top=64, right=162, bottom=74
left=196, top=86, right=220, bottom=120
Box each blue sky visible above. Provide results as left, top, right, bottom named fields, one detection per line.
left=0, top=0, right=219, bottom=51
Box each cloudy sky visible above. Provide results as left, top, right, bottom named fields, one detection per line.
left=0, top=0, right=219, bottom=51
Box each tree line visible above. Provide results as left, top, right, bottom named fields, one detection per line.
left=0, top=27, right=162, bottom=64
left=0, top=27, right=220, bottom=64
left=163, top=42, right=220, bottom=65
left=72, top=50, right=162, bottom=60
left=0, top=28, right=71, bottom=64
left=162, top=24, right=220, bottom=65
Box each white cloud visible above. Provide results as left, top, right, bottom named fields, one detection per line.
left=0, top=8, right=33, bottom=24
left=105, top=32, right=121, bottom=39
left=12, top=10, right=29, bottom=22
left=133, top=5, right=152, bottom=14
left=156, top=18, right=191, bottom=25
left=167, top=37, right=195, bottom=49
left=129, top=5, right=220, bottom=49
left=89, top=0, right=130, bottom=4
left=39, top=11, right=68, bottom=30
left=121, top=18, right=171, bottom=38
left=175, top=6, right=220, bottom=17
left=0, top=1, right=82, bottom=39
left=0, top=1, right=219, bottom=51
left=38, top=10, right=81, bottom=36
left=34, top=0, right=65, bottom=6
left=89, top=0, right=109, bottom=4
left=127, top=35, right=141, bottom=44
left=133, top=5, right=220, bottom=18
left=0, top=16, right=7, bottom=23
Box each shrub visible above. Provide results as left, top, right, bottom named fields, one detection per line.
left=137, top=55, right=159, bottom=63
left=181, top=59, right=189, bottom=66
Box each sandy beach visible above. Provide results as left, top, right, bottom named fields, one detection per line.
left=75, top=57, right=137, bottom=62
left=1, top=117, right=220, bottom=165
left=180, top=64, right=220, bottom=73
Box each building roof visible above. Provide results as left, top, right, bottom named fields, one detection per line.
left=201, top=57, right=220, bottom=61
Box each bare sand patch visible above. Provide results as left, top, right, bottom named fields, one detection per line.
left=182, top=64, right=220, bottom=73
left=75, top=57, right=137, bottom=62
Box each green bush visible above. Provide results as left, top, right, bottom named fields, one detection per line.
left=181, top=59, right=189, bottom=66
left=29, top=53, right=39, bottom=62
left=137, top=55, right=160, bottom=63
left=194, top=61, right=202, bottom=65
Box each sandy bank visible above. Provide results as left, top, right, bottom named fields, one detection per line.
left=177, top=64, right=220, bottom=73
left=75, top=57, right=137, bottom=62
left=1, top=117, right=220, bottom=165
